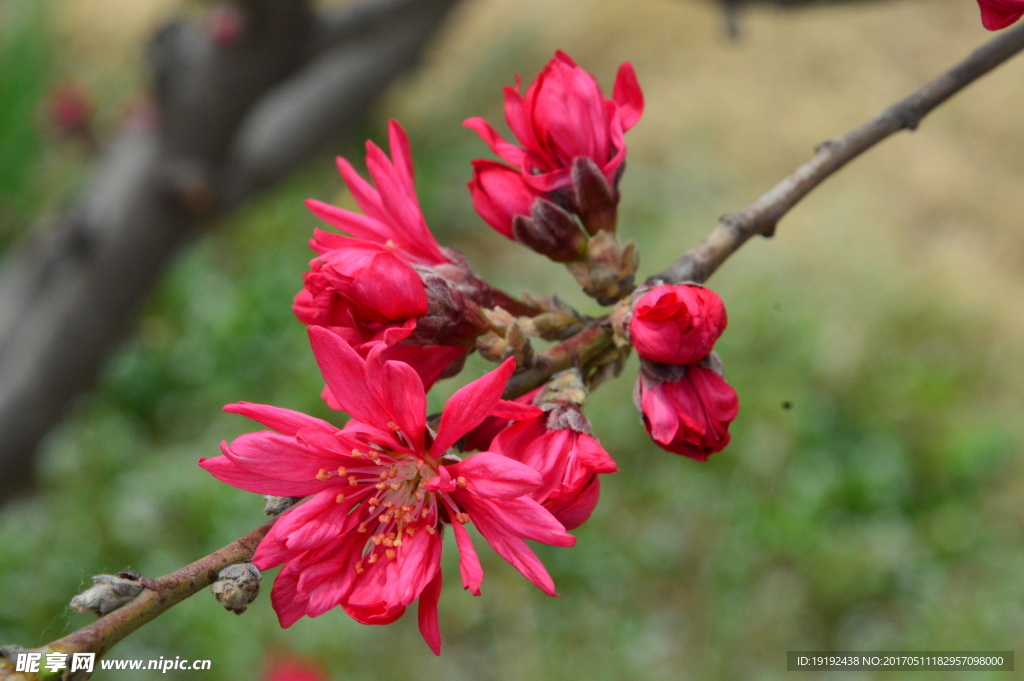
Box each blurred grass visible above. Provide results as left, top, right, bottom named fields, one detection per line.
left=0, top=0, right=48, bottom=244
left=4, top=0, right=1024, bottom=679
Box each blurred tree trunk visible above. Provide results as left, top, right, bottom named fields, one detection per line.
left=0, top=0, right=459, bottom=501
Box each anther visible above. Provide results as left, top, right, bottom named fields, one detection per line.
left=379, top=471, right=389, bottom=482
left=387, top=421, right=401, bottom=431
left=385, top=548, right=396, bottom=561
left=357, top=523, right=368, bottom=533
left=335, top=493, right=346, bottom=503
left=368, top=498, right=380, bottom=507
left=349, top=476, right=358, bottom=486
left=355, top=561, right=365, bottom=575
left=426, top=525, right=436, bottom=534
left=316, top=469, right=330, bottom=482
left=415, top=491, right=425, bottom=503
left=421, top=508, right=430, bottom=518
left=382, top=500, right=393, bottom=508
left=352, top=449, right=364, bottom=458
left=456, top=476, right=468, bottom=489
left=337, top=466, right=347, bottom=476
left=379, top=514, right=391, bottom=524
left=368, top=554, right=379, bottom=564
left=375, top=483, right=387, bottom=490
left=390, top=483, right=402, bottom=491
left=385, top=239, right=396, bottom=250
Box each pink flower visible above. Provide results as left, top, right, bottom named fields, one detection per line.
left=465, top=51, right=643, bottom=195
left=635, top=360, right=738, bottom=461
left=199, top=329, right=575, bottom=655
left=297, top=121, right=471, bottom=390
left=629, top=284, right=727, bottom=365
left=977, top=0, right=1024, bottom=29
left=305, top=120, right=447, bottom=266
left=490, top=406, right=617, bottom=530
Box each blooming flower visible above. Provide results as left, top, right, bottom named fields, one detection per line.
left=490, top=405, right=617, bottom=530
left=977, top=0, right=1024, bottom=30
left=199, top=328, right=575, bottom=654
left=296, top=120, right=469, bottom=390
left=635, top=359, right=739, bottom=461
left=465, top=51, right=643, bottom=237
left=466, top=51, right=643, bottom=193
left=629, top=284, right=727, bottom=365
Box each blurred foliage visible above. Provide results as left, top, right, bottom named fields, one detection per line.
left=4, top=0, right=1024, bottom=680
left=0, top=0, right=49, bottom=243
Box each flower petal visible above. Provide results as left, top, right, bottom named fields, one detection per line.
left=417, top=570, right=443, bottom=656
left=612, top=62, right=644, bottom=130
left=450, top=519, right=484, bottom=596
left=448, top=451, right=543, bottom=499
left=223, top=402, right=335, bottom=437
left=431, top=358, right=517, bottom=457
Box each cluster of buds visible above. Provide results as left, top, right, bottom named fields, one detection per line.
left=617, top=282, right=739, bottom=460
left=466, top=51, right=644, bottom=304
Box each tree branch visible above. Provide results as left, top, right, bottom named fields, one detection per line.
left=0, top=0, right=459, bottom=501
left=654, top=19, right=1024, bottom=285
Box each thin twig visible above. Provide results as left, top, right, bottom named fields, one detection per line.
left=654, top=20, right=1024, bottom=285
left=1, top=521, right=273, bottom=680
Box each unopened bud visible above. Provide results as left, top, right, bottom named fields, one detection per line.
left=412, top=269, right=491, bottom=346
left=70, top=573, right=145, bottom=616
left=537, top=368, right=588, bottom=409
left=263, top=495, right=302, bottom=516
left=210, top=563, right=261, bottom=615
left=572, top=157, right=618, bottom=234
left=567, top=231, right=639, bottom=305
left=510, top=199, right=587, bottom=263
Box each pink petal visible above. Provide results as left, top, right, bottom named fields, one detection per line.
left=979, top=0, right=1024, bottom=29
left=431, top=358, right=517, bottom=457
left=199, top=451, right=324, bottom=497
left=464, top=116, right=527, bottom=167
left=612, top=62, right=644, bottom=130
left=417, top=570, right=444, bottom=656
left=335, top=156, right=387, bottom=222
left=457, top=495, right=559, bottom=596
left=270, top=564, right=310, bottom=628
left=223, top=402, right=335, bottom=436
left=491, top=399, right=543, bottom=420
left=222, top=431, right=338, bottom=481
left=575, top=433, right=618, bottom=474
left=387, top=119, right=415, bottom=187
left=448, top=452, right=543, bottom=499
left=304, top=199, right=393, bottom=244
left=308, top=327, right=391, bottom=431
left=450, top=519, right=484, bottom=595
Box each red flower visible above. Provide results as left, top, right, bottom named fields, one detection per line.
left=296, top=121, right=469, bottom=390
left=305, top=120, right=447, bottom=266
left=629, top=284, right=727, bottom=365
left=490, top=406, right=617, bottom=530
left=465, top=51, right=643, bottom=195
left=635, top=360, right=738, bottom=461
left=264, top=657, right=328, bottom=681
left=199, top=329, right=575, bottom=655
left=977, top=0, right=1024, bottom=29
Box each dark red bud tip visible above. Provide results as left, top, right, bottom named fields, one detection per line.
left=509, top=199, right=587, bottom=263
left=572, top=157, right=619, bottom=235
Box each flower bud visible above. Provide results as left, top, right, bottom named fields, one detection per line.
left=263, top=495, right=302, bottom=516
left=571, top=156, right=619, bottom=234
left=629, top=284, right=727, bottom=365
left=566, top=231, right=639, bottom=305
left=70, top=573, right=145, bottom=616
left=517, top=199, right=589, bottom=263
left=634, top=354, right=738, bottom=460
left=211, top=563, right=261, bottom=615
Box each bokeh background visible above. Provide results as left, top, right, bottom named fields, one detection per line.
left=3, top=0, right=1024, bottom=678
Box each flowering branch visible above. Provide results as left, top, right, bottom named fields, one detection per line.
left=654, top=19, right=1024, bottom=285
left=9, top=15, right=1024, bottom=676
